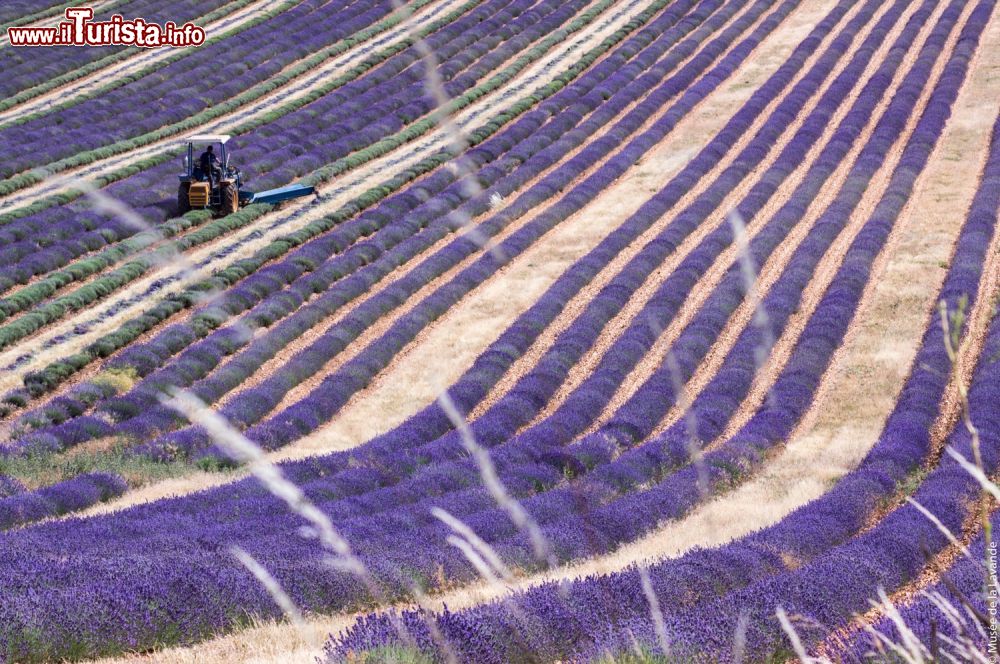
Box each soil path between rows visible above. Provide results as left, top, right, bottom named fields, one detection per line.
left=92, top=4, right=1000, bottom=662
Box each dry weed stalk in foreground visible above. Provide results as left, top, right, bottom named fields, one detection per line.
left=163, top=389, right=362, bottom=571
left=638, top=566, right=670, bottom=656
left=230, top=545, right=307, bottom=630
left=727, top=210, right=776, bottom=393
left=161, top=389, right=419, bottom=649
left=437, top=388, right=556, bottom=568
left=646, top=313, right=710, bottom=501
left=80, top=178, right=256, bottom=338
left=390, top=0, right=506, bottom=262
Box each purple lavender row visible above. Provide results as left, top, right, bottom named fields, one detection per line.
left=660, top=297, right=1000, bottom=659
left=181, top=0, right=936, bottom=568
left=0, top=0, right=232, bottom=98
left=0, top=0, right=537, bottom=291
left=10, top=0, right=704, bottom=451
left=111, top=0, right=852, bottom=471
left=142, top=0, right=794, bottom=458
left=239, top=0, right=862, bottom=493
left=328, top=24, right=998, bottom=660
left=97, top=0, right=718, bottom=427
left=838, top=510, right=999, bottom=659
left=0, top=2, right=816, bottom=658
left=0, top=472, right=126, bottom=531
left=0, top=0, right=590, bottom=369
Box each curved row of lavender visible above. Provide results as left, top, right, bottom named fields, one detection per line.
left=0, top=0, right=550, bottom=294
left=8, top=0, right=729, bottom=450
left=129, top=0, right=949, bottom=593
left=0, top=1, right=900, bottom=660
left=327, top=56, right=1000, bottom=662
left=0, top=0, right=234, bottom=99
left=0, top=1, right=868, bottom=659
left=134, top=0, right=780, bottom=455
left=839, top=510, right=999, bottom=659
left=141, top=0, right=874, bottom=466
left=0, top=0, right=611, bottom=383
left=0, top=472, right=127, bottom=531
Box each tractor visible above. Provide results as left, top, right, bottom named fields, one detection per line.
left=177, top=134, right=315, bottom=216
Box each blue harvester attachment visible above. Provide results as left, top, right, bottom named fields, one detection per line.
left=239, top=183, right=315, bottom=205
left=178, top=135, right=317, bottom=215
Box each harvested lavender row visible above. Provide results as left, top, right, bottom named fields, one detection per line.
left=326, top=23, right=998, bottom=660
left=143, top=0, right=796, bottom=458
left=0, top=0, right=624, bottom=398
left=0, top=472, right=126, bottom=531
left=0, top=0, right=539, bottom=292
left=9, top=0, right=700, bottom=448
left=0, top=0, right=605, bottom=379
left=92, top=0, right=720, bottom=433
left=160, top=0, right=939, bottom=568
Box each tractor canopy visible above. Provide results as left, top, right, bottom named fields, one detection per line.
left=180, top=134, right=232, bottom=180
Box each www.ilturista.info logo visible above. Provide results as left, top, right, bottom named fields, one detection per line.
left=7, top=7, right=206, bottom=47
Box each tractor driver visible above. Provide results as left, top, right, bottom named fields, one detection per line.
left=199, top=145, right=222, bottom=183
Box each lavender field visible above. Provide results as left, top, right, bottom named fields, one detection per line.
left=0, top=0, right=998, bottom=661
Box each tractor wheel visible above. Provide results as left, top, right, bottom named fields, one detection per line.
left=220, top=181, right=238, bottom=215
left=177, top=182, right=191, bottom=215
